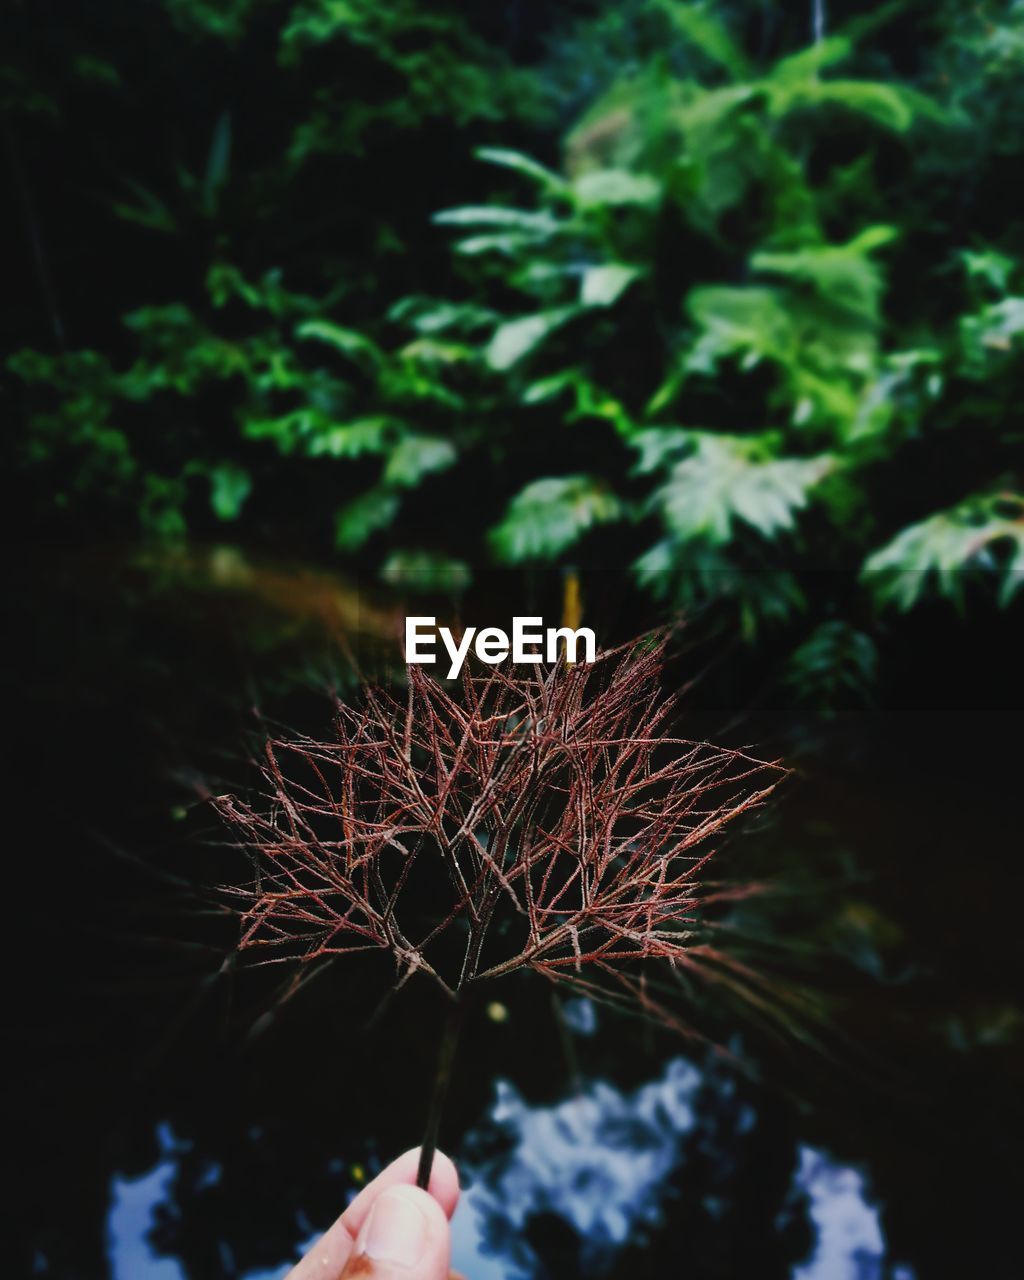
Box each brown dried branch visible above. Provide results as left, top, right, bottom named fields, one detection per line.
left=214, top=634, right=785, bottom=1022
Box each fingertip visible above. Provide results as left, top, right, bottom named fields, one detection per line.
left=342, top=1147, right=460, bottom=1237
left=383, top=1183, right=449, bottom=1231
left=345, top=1185, right=451, bottom=1279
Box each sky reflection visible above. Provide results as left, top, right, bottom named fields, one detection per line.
left=107, top=1126, right=185, bottom=1280
left=106, top=1059, right=911, bottom=1279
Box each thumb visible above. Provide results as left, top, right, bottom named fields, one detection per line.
left=340, top=1184, right=452, bottom=1280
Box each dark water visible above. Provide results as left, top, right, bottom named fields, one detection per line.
left=8, top=546, right=1023, bottom=1278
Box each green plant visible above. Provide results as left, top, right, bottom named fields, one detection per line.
left=8, top=1, right=1023, bottom=709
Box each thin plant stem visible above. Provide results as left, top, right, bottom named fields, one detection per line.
left=416, top=995, right=466, bottom=1189
left=551, top=988, right=583, bottom=1098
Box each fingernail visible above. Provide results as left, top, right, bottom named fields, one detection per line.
left=361, top=1189, right=428, bottom=1268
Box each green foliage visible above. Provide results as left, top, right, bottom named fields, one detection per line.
left=486, top=308, right=581, bottom=371
left=644, top=432, right=834, bottom=542
left=279, top=0, right=544, bottom=159
left=7, top=0, right=1023, bottom=707
left=865, top=493, right=1024, bottom=610
left=379, top=550, right=471, bottom=594
left=162, top=0, right=265, bottom=42
left=785, top=622, right=878, bottom=713
left=383, top=435, right=457, bottom=488
left=204, top=461, right=253, bottom=521
left=490, top=476, right=623, bottom=563
left=415, top=5, right=1020, bottom=669
left=334, top=489, right=400, bottom=551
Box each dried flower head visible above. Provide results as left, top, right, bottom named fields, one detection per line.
left=214, top=634, right=784, bottom=1031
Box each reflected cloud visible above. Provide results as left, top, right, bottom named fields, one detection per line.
left=458, top=1058, right=914, bottom=1280
left=793, top=1146, right=914, bottom=1280
left=108, top=1126, right=186, bottom=1280
left=460, top=1058, right=703, bottom=1275
left=106, top=1066, right=913, bottom=1280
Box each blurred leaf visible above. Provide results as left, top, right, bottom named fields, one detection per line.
left=243, top=409, right=396, bottom=460
left=474, top=147, right=568, bottom=194
left=202, top=110, right=232, bottom=213
left=491, top=475, right=622, bottom=562
left=684, top=286, right=791, bottom=371
left=208, top=264, right=319, bottom=316
left=451, top=233, right=545, bottom=258
left=487, top=307, right=579, bottom=370
left=652, top=1, right=750, bottom=78
left=139, top=473, right=187, bottom=539
left=752, top=227, right=896, bottom=320
left=380, top=551, right=471, bottom=592
left=434, top=206, right=562, bottom=234
left=521, top=369, right=633, bottom=433
left=581, top=263, right=640, bottom=306
left=864, top=493, right=1024, bottom=609
left=769, top=35, right=855, bottom=84
left=786, top=621, right=878, bottom=713
left=335, top=489, right=400, bottom=551
left=110, top=180, right=178, bottom=234
left=630, top=427, right=693, bottom=475
left=163, top=0, right=258, bottom=41
left=383, top=435, right=457, bottom=487
left=390, top=298, right=497, bottom=334
left=572, top=168, right=661, bottom=208
left=304, top=417, right=396, bottom=459
left=634, top=539, right=806, bottom=637
left=763, top=34, right=939, bottom=130
left=960, top=296, right=1024, bottom=373
left=653, top=434, right=833, bottom=542
left=680, top=278, right=880, bottom=437
left=207, top=462, right=252, bottom=520
left=961, top=248, right=1016, bottom=293
left=296, top=320, right=383, bottom=365
left=73, top=54, right=121, bottom=87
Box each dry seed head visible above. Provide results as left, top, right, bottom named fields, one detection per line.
left=214, top=634, right=784, bottom=1028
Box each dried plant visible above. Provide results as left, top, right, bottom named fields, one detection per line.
left=214, top=633, right=784, bottom=1183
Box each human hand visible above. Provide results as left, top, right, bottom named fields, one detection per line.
left=286, top=1148, right=462, bottom=1280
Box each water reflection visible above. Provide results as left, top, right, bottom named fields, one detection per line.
left=108, top=1126, right=186, bottom=1280
left=107, top=1055, right=912, bottom=1279
left=792, top=1148, right=913, bottom=1280
left=459, top=1056, right=913, bottom=1280
left=462, top=1058, right=706, bottom=1275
